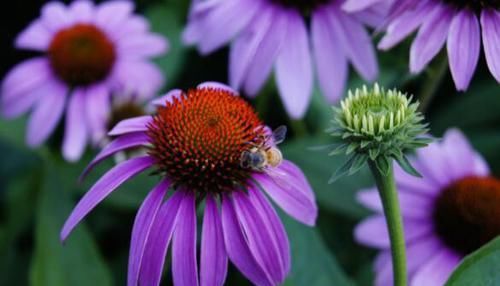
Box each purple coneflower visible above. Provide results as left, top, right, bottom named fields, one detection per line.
left=61, top=82, right=318, bottom=286
left=379, top=0, right=500, bottom=90
left=183, top=0, right=391, bottom=119
left=1, top=0, right=167, bottom=161
left=355, top=129, right=500, bottom=286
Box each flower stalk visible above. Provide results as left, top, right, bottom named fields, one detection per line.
left=368, top=161, right=407, bottom=286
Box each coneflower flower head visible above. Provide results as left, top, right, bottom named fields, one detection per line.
left=329, top=83, right=431, bottom=181
left=61, top=82, right=318, bottom=286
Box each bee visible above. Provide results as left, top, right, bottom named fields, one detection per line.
left=240, top=125, right=287, bottom=171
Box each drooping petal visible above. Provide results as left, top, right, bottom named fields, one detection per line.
left=221, top=195, right=273, bottom=286
left=253, top=160, right=317, bottom=226
left=111, top=61, right=165, bottom=101
left=85, top=84, right=110, bottom=144
left=354, top=216, right=433, bottom=249
left=15, top=20, right=52, bottom=51
left=409, top=4, right=453, bottom=73
left=378, top=1, right=434, bottom=50
left=81, top=132, right=151, bottom=180
left=26, top=80, right=67, bottom=147
left=139, top=191, right=184, bottom=286
left=41, top=1, right=71, bottom=31
left=411, top=248, right=461, bottom=286
left=481, top=9, right=500, bottom=82
left=118, top=34, right=169, bottom=59
left=172, top=192, right=199, bottom=286
left=201, top=195, right=228, bottom=286
left=327, top=7, right=378, bottom=81
left=415, top=142, right=454, bottom=188
left=127, top=178, right=170, bottom=286
left=151, top=89, right=183, bottom=106
left=111, top=15, right=150, bottom=41
left=232, top=191, right=287, bottom=284
left=1, top=58, right=52, bottom=107
left=229, top=6, right=273, bottom=90
left=60, top=156, right=155, bottom=241
left=447, top=10, right=480, bottom=91
left=108, top=115, right=151, bottom=136
left=68, top=0, right=94, bottom=22
left=312, top=8, right=348, bottom=103
left=247, top=185, right=290, bottom=278
left=275, top=11, right=313, bottom=119
left=197, top=82, right=237, bottom=95
left=62, top=89, right=88, bottom=162
left=95, top=0, right=134, bottom=33
left=342, top=0, right=385, bottom=12
left=243, top=6, right=288, bottom=96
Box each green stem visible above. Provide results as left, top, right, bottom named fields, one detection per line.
left=418, top=53, right=448, bottom=113
left=368, top=161, right=407, bottom=286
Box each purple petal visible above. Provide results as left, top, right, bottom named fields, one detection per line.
left=447, top=10, right=480, bottom=91
left=356, top=188, right=433, bottom=219
left=481, top=9, right=500, bottom=82
left=139, top=191, right=184, bottom=286
left=41, top=1, right=71, bottom=31
left=197, top=82, right=238, bottom=95
left=118, top=34, right=169, bottom=59
left=151, top=89, right=183, bottom=107
left=232, top=191, right=287, bottom=284
left=127, top=178, right=170, bottom=286
left=81, top=132, right=150, bottom=180
left=221, top=195, right=273, bottom=286
left=326, top=7, right=378, bottom=81
left=189, top=0, right=260, bottom=54
left=229, top=6, right=273, bottom=90
left=411, top=248, right=461, bottom=286
left=111, top=61, right=165, bottom=100
left=342, top=0, right=385, bottom=12
left=108, top=115, right=151, bottom=136
left=243, top=6, right=287, bottom=96
left=354, top=215, right=433, bottom=249
left=60, top=156, right=154, bottom=241
left=85, top=85, right=110, bottom=144
left=95, top=0, right=134, bottom=33
left=111, top=15, right=150, bottom=41
left=378, top=1, right=434, bottom=50
left=247, top=185, right=290, bottom=278
left=275, top=11, right=313, bottom=119
left=394, top=162, right=439, bottom=196
left=415, top=142, right=455, bottom=188
left=172, top=192, right=199, bottom=286
left=253, top=161, right=317, bottom=226
left=201, top=195, right=228, bottom=286
left=1, top=58, right=52, bottom=109
left=68, top=0, right=94, bottom=22
left=15, top=20, right=52, bottom=51
left=62, top=89, right=88, bottom=162
left=312, top=8, right=348, bottom=103
left=410, top=4, right=453, bottom=73
left=26, top=80, right=67, bottom=147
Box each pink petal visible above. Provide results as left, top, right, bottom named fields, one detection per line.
left=85, top=85, right=110, bottom=144
left=411, top=248, right=461, bottom=286
left=108, top=115, right=151, bottom=136
left=15, top=20, right=52, bottom=51
left=481, top=9, right=500, bottom=82
left=62, top=89, right=88, bottom=162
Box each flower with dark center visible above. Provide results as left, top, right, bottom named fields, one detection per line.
left=183, top=0, right=391, bottom=119
left=0, top=0, right=168, bottom=161
left=355, top=129, right=496, bottom=286
left=62, top=82, right=318, bottom=286
left=379, top=0, right=500, bottom=91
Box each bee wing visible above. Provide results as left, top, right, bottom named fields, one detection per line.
left=271, top=125, right=287, bottom=145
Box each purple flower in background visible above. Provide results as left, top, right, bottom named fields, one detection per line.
left=355, top=129, right=500, bottom=286
left=61, top=82, right=318, bottom=286
left=1, top=0, right=168, bottom=161
left=184, top=0, right=391, bottom=119
left=379, top=0, right=500, bottom=90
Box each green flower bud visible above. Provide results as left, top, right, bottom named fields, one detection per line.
left=328, top=83, right=432, bottom=182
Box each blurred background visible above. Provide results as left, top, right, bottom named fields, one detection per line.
left=0, top=0, right=499, bottom=285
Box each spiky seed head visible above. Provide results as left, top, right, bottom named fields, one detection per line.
left=328, top=83, right=432, bottom=182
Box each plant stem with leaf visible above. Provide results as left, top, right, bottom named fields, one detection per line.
left=368, top=161, right=407, bottom=286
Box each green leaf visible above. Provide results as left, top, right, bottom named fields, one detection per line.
left=282, top=215, right=353, bottom=286
left=394, top=154, right=422, bottom=177
left=445, top=236, right=500, bottom=286
left=30, top=160, right=112, bottom=286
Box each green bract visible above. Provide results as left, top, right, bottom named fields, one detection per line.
left=328, top=83, right=432, bottom=182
